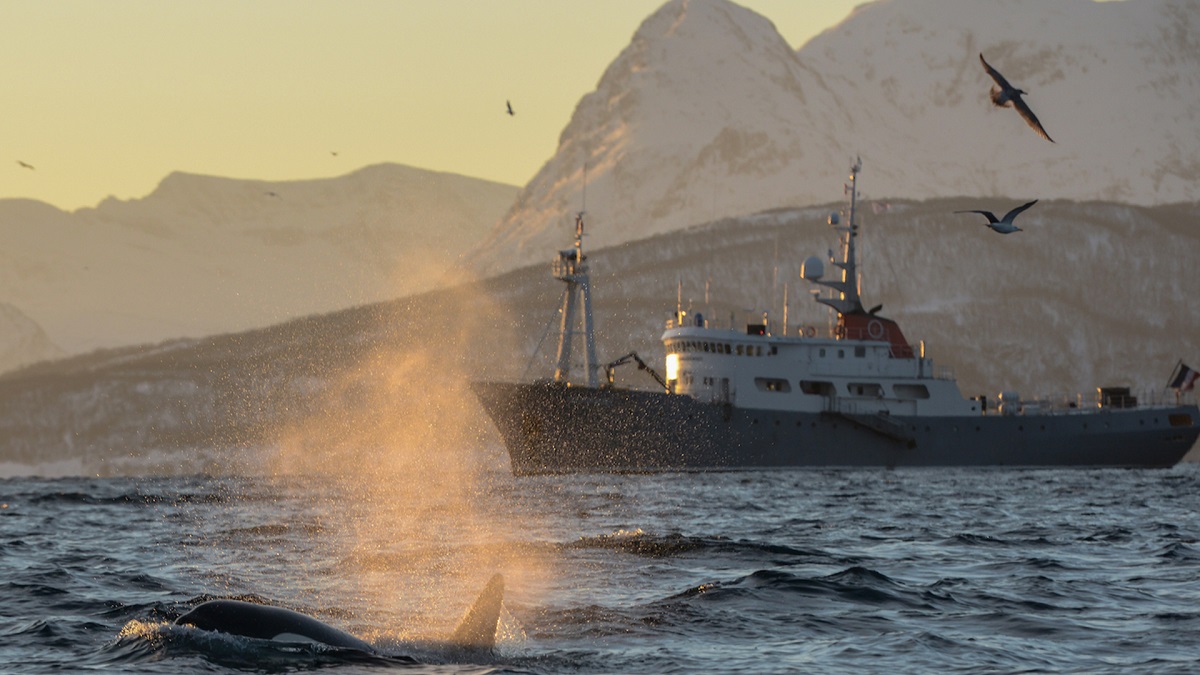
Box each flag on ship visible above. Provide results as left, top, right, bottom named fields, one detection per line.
left=1169, top=362, right=1198, bottom=392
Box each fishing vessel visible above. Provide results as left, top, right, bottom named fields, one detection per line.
left=471, top=162, right=1199, bottom=474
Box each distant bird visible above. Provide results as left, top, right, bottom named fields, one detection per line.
left=330, top=151, right=339, bottom=157
left=955, top=199, right=1039, bottom=234
left=265, top=191, right=279, bottom=198
left=16, top=160, right=34, bottom=170
left=978, top=53, right=1054, bottom=143
left=506, top=100, right=514, bottom=116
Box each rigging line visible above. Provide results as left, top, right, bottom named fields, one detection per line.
left=522, top=287, right=570, bottom=381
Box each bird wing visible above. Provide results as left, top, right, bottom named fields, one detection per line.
left=955, top=209, right=999, bottom=224
left=1002, top=200, right=1039, bottom=222
left=1012, top=97, right=1054, bottom=142
left=979, top=53, right=1014, bottom=91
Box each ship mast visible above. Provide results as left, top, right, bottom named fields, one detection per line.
left=812, top=158, right=865, bottom=316
left=552, top=210, right=599, bottom=387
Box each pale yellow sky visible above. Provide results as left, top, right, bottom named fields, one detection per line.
left=2, top=1, right=865, bottom=211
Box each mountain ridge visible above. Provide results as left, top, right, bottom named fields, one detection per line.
left=0, top=163, right=517, bottom=358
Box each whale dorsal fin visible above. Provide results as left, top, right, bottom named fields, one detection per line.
left=450, top=574, right=504, bottom=650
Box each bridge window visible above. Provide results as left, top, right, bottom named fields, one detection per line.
left=848, top=382, right=884, bottom=397
left=894, top=384, right=931, bottom=400
left=855, top=346, right=866, bottom=357
left=755, top=377, right=791, bottom=393
left=800, top=380, right=835, bottom=396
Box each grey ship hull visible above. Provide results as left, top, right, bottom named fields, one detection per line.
left=471, top=381, right=1200, bottom=475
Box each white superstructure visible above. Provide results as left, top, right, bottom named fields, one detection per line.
left=662, top=159, right=979, bottom=417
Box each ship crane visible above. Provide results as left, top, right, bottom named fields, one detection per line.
left=603, top=351, right=668, bottom=392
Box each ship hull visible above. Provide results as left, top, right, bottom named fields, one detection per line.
left=471, top=381, right=1200, bottom=474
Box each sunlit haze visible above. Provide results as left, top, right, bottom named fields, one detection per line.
left=2, top=1, right=864, bottom=210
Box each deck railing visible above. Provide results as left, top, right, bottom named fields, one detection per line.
left=981, top=388, right=1196, bottom=415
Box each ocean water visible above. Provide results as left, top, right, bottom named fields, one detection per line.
left=4, top=463, right=1200, bottom=673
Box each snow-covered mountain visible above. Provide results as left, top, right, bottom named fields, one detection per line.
left=473, top=0, right=1200, bottom=274
left=0, top=165, right=516, bottom=354
left=0, top=302, right=63, bottom=373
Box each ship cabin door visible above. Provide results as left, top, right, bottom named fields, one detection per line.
left=720, top=378, right=732, bottom=405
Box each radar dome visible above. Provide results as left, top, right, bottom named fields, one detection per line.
left=802, top=256, right=824, bottom=281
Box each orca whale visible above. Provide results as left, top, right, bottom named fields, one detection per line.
left=175, top=574, right=504, bottom=654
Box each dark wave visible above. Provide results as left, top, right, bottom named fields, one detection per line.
left=643, top=566, right=949, bottom=623
left=219, top=522, right=328, bottom=540
left=566, top=530, right=831, bottom=562
left=1156, top=541, right=1200, bottom=561
left=520, top=604, right=644, bottom=640
left=25, top=490, right=231, bottom=508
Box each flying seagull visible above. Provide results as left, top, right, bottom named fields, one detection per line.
left=979, top=53, right=1053, bottom=143
left=506, top=100, right=514, bottom=116
left=955, top=200, right=1039, bottom=234
left=17, top=160, right=34, bottom=170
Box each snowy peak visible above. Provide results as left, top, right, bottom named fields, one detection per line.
left=617, top=0, right=801, bottom=109
left=474, top=0, right=1200, bottom=275
left=799, top=0, right=1200, bottom=202
left=478, top=0, right=837, bottom=274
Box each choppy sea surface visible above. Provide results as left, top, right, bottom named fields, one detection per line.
left=4, top=463, right=1200, bottom=673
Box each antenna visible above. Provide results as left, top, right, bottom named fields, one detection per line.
left=783, top=283, right=789, bottom=336
left=677, top=278, right=683, bottom=325
left=581, top=162, right=588, bottom=214
left=810, top=159, right=866, bottom=316
left=575, top=162, right=588, bottom=256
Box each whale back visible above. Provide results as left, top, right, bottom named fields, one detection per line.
left=175, top=573, right=505, bottom=655
left=175, top=599, right=375, bottom=652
